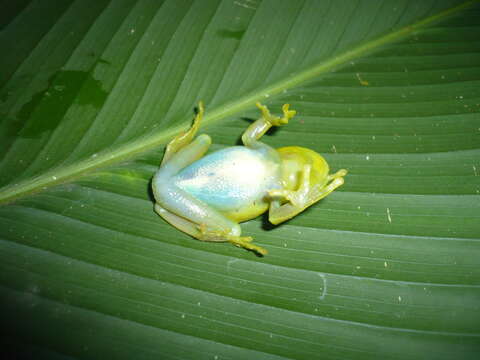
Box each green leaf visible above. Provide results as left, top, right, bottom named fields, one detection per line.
left=1, top=0, right=479, bottom=359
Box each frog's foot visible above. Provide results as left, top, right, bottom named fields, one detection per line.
left=256, top=102, right=296, bottom=126
left=228, top=237, right=268, bottom=256
left=161, top=101, right=205, bottom=165
left=198, top=225, right=267, bottom=256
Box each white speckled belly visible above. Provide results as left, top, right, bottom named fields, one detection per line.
left=173, top=146, right=282, bottom=219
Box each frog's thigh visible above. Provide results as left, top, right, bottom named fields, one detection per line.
left=156, top=134, right=211, bottom=180
left=156, top=200, right=268, bottom=255
left=155, top=183, right=241, bottom=240
left=155, top=203, right=203, bottom=239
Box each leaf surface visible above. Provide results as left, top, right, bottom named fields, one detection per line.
left=1, top=1, right=479, bottom=359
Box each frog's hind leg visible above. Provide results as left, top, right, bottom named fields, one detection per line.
left=156, top=203, right=266, bottom=255
left=155, top=204, right=201, bottom=238
left=161, top=101, right=204, bottom=165
left=154, top=133, right=212, bottom=183
left=154, top=188, right=267, bottom=256
left=155, top=203, right=244, bottom=249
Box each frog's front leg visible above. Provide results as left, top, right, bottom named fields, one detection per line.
left=241, top=102, right=296, bottom=148
left=268, top=165, right=347, bottom=225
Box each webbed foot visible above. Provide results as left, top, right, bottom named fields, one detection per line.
left=198, top=225, right=267, bottom=256
left=256, top=102, right=296, bottom=126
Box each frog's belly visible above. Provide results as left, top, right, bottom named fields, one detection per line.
left=173, top=146, right=281, bottom=222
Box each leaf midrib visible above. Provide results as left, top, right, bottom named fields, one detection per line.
left=0, top=0, right=475, bottom=205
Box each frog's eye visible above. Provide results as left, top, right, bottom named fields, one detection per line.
left=277, top=146, right=330, bottom=191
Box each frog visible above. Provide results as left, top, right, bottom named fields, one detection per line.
left=152, top=101, right=347, bottom=256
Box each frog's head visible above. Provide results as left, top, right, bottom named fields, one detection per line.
left=276, top=146, right=331, bottom=191
left=269, top=146, right=346, bottom=225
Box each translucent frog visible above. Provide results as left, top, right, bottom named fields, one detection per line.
left=152, top=102, right=347, bottom=255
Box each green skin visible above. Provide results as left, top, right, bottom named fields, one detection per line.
left=152, top=102, right=347, bottom=255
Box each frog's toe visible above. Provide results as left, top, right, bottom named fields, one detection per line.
left=198, top=228, right=266, bottom=255
left=255, top=102, right=292, bottom=127
left=229, top=237, right=267, bottom=256
left=306, top=177, right=345, bottom=205
left=281, top=104, right=296, bottom=123
left=328, top=169, right=348, bottom=180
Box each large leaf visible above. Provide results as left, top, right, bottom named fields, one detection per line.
left=1, top=0, right=479, bottom=359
